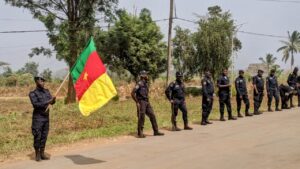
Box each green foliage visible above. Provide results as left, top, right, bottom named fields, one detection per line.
left=277, top=31, right=300, bottom=69
left=259, top=53, right=277, bottom=73
left=40, top=68, right=52, bottom=82
left=17, top=62, right=39, bottom=77
left=1, top=66, right=12, bottom=77
left=185, top=87, right=202, bottom=97
left=5, top=0, right=119, bottom=103
left=271, top=64, right=284, bottom=78
left=173, top=26, right=196, bottom=80
left=172, top=6, right=241, bottom=80
left=102, top=8, right=167, bottom=80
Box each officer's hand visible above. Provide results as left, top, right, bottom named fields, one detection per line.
left=228, top=84, right=232, bottom=87
left=240, top=96, right=243, bottom=99
left=207, top=98, right=210, bottom=102
left=170, top=100, right=174, bottom=104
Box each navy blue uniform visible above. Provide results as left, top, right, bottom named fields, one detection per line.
left=266, top=75, right=279, bottom=109
left=287, top=73, right=298, bottom=107
left=29, top=87, right=54, bottom=150
left=201, top=76, right=214, bottom=122
left=279, top=84, right=292, bottom=109
left=133, top=80, right=159, bottom=135
left=165, top=80, right=189, bottom=127
left=235, top=76, right=250, bottom=114
left=253, top=75, right=264, bottom=113
left=217, top=75, right=233, bottom=119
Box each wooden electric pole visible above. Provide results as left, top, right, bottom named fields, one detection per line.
left=166, top=0, right=174, bottom=86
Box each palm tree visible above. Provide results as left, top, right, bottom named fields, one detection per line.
left=277, top=31, right=300, bottom=70
left=259, top=53, right=277, bottom=73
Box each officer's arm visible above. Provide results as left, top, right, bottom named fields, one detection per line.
left=201, top=80, right=209, bottom=98
left=29, top=92, right=49, bottom=108
left=217, top=78, right=229, bottom=88
left=252, top=77, right=258, bottom=93
left=131, top=86, right=138, bottom=103
left=46, top=90, right=56, bottom=105
left=235, top=79, right=241, bottom=95
left=165, top=84, right=172, bottom=101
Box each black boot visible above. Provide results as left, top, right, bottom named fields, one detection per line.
left=228, top=116, right=237, bottom=120
left=154, top=131, right=164, bottom=136
left=245, top=111, right=253, bottom=116
left=205, top=117, right=213, bottom=124
left=40, top=148, right=49, bottom=160
left=172, top=121, right=181, bottom=131
left=237, top=112, right=243, bottom=118
left=220, top=114, right=226, bottom=121
left=35, top=148, right=41, bottom=162
left=184, top=121, right=193, bottom=130
left=137, top=128, right=146, bottom=138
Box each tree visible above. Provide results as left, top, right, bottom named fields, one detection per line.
left=2, top=66, right=13, bottom=77
left=259, top=53, right=277, bottom=73
left=41, top=68, right=52, bottom=82
left=17, top=62, right=39, bottom=76
left=102, top=9, right=167, bottom=80
left=277, top=31, right=300, bottom=70
left=194, top=6, right=242, bottom=80
left=271, top=64, right=284, bottom=78
left=172, top=26, right=196, bottom=80
left=0, top=61, right=9, bottom=67
left=5, top=0, right=118, bottom=103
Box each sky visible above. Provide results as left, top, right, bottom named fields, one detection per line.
left=0, top=0, right=300, bottom=73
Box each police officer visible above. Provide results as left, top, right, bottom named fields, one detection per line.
left=217, top=69, right=237, bottom=121
left=266, top=69, right=280, bottom=111
left=235, top=70, right=252, bottom=117
left=279, top=84, right=292, bottom=109
left=29, top=76, right=56, bottom=161
left=165, top=72, right=193, bottom=131
left=131, top=70, right=164, bottom=138
left=201, top=70, right=214, bottom=125
left=287, top=67, right=298, bottom=107
left=253, top=69, right=265, bottom=115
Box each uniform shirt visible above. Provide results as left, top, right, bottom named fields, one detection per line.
left=217, top=75, right=230, bottom=94
left=29, top=87, right=53, bottom=120
left=235, top=76, right=247, bottom=96
left=202, top=76, right=214, bottom=98
left=165, top=80, right=185, bottom=101
left=133, top=80, right=149, bottom=101
left=279, top=84, right=292, bottom=97
left=287, top=73, right=297, bottom=88
left=266, top=75, right=279, bottom=92
left=253, top=75, right=265, bottom=92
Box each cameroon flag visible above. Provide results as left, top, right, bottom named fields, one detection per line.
left=71, top=37, right=117, bottom=116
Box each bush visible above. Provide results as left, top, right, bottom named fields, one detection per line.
left=185, top=87, right=202, bottom=97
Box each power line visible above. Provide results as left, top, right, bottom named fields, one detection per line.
left=0, top=30, right=47, bottom=33
left=258, top=0, right=300, bottom=3
left=238, top=31, right=288, bottom=38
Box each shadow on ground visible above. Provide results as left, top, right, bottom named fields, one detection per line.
left=65, top=155, right=105, bottom=165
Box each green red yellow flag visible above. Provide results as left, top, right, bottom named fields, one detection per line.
left=71, top=37, right=117, bottom=116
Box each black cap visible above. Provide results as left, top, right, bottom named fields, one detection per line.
left=258, top=69, right=264, bottom=73
left=176, top=72, right=183, bottom=77
left=270, top=69, right=276, bottom=73
left=139, top=70, right=148, bottom=76
left=34, top=76, right=46, bottom=82
left=239, top=70, right=244, bottom=74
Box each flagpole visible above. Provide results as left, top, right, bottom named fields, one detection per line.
left=45, top=72, right=70, bottom=112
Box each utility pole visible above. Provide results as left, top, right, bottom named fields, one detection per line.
left=166, top=0, right=174, bottom=86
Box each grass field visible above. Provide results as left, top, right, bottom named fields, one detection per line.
left=0, top=93, right=281, bottom=161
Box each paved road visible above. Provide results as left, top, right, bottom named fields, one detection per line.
left=2, top=108, right=300, bottom=169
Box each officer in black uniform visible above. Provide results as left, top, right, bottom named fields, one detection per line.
left=131, top=70, right=164, bottom=138
left=279, top=84, right=292, bottom=109
left=287, top=67, right=298, bottom=107
left=235, top=70, right=252, bottom=117
left=253, top=69, right=265, bottom=115
left=201, top=70, right=214, bottom=125
left=165, top=72, right=193, bottom=131
left=266, top=69, right=280, bottom=111
left=29, top=76, right=56, bottom=161
left=217, top=69, right=237, bottom=121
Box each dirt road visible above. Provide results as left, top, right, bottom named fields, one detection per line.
left=1, top=108, right=300, bottom=169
